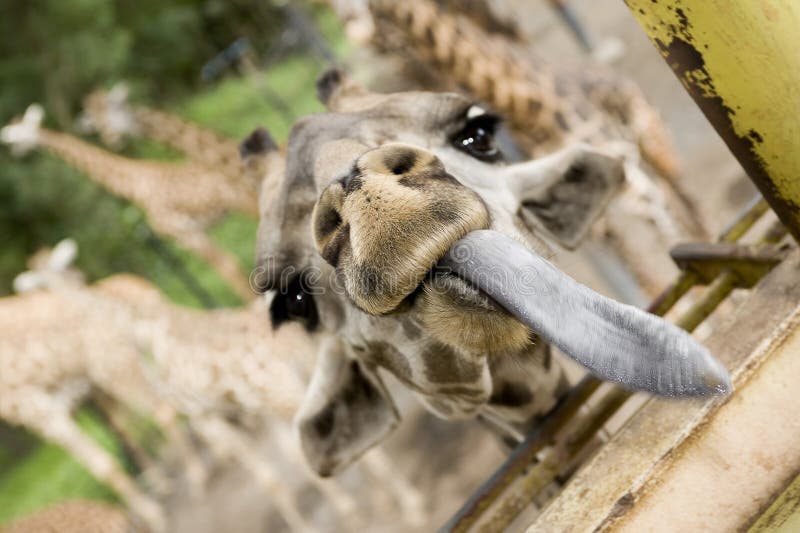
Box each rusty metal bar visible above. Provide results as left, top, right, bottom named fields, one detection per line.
left=624, top=1, right=800, bottom=242
left=480, top=222, right=789, bottom=531
left=718, top=197, right=770, bottom=243
left=442, top=196, right=778, bottom=532
left=675, top=270, right=738, bottom=332
left=439, top=375, right=602, bottom=533
left=441, top=286, right=686, bottom=532
left=669, top=242, right=786, bottom=287
left=480, top=388, right=630, bottom=533
left=648, top=196, right=767, bottom=315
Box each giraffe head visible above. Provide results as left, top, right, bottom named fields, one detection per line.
left=12, top=238, right=85, bottom=293
left=248, top=69, right=730, bottom=476
left=1, top=104, right=44, bottom=156
left=78, top=84, right=140, bottom=148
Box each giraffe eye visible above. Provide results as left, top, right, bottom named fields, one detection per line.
left=270, top=275, right=319, bottom=331
left=452, top=114, right=502, bottom=162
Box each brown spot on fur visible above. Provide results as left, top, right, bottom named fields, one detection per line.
left=366, top=342, right=414, bottom=384
left=344, top=170, right=364, bottom=194
left=490, top=381, right=533, bottom=407
left=554, top=111, right=569, bottom=131
left=401, top=318, right=422, bottom=339
left=384, top=148, right=418, bottom=175
left=312, top=404, right=335, bottom=437
left=398, top=176, right=424, bottom=189
left=315, top=204, right=342, bottom=241
left=422, top=343, right=483, bottom=384
left=398, top=168, right=460, bottom=190
left=430, top=201, right=460, bottom=224
left=316, top=68, right=343, bottom=105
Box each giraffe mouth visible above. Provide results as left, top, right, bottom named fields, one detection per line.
left=437, top=230, right=732, bottom=398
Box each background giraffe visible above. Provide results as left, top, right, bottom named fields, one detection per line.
left=0, top=500, right=130, bottom=533
left=80, top=85, right=251, bottom=195
left=0, top=239, right=425, bottom=532
left=1, top=105, right=255, bottom=301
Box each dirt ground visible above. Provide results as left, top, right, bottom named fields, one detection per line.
left=165, top=2, right=756, bottom=532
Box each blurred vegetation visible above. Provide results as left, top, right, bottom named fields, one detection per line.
left=0, top=0, right=342, bottom=300
left=0, top=409, right=124, bottom=524
left=0, top=0, right=344, bottom=523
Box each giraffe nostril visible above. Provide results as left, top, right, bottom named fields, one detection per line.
left=342, top=166, right=364, bottom=194
left=384, top=147, right=418, bottom=175
left=356, top=144, right=433, bottom=179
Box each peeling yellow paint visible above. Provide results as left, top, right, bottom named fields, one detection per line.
left=625, top=0, right=800, bottom=239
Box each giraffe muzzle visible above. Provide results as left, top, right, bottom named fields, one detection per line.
left=312, top=143, right=490, bottom=315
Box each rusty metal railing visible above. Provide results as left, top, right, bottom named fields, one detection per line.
left=441, top=196, right=789, bottom=532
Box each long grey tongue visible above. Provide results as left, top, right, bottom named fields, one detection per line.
left=440, top=230, right=731, bottom=397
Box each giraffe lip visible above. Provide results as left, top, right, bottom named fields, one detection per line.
left=398, top=265, right=502, bottom=313
left=426, top=268, right=504, bottom=312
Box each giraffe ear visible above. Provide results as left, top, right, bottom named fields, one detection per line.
left=504, top=144, right=625, bottom=249
left=295, top=337, right=399, bottom=476
left=315, top=67, right=370, bottom=112
left=239, top=126, right=277, bottom=159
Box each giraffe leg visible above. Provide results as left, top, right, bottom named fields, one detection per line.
left=271, top=423, right=361, bottom=520
left=1, top=390, right=165, bottom=533
left=96, top=395, right=209, bottom=499
left=177, top=231, right=255, bottom=302
left=192, top=415, right=311, bottom=532
left=93, top=353, right=209, bottom=499
left=150, top=405, right=209, bottom=499
left=361, top=448, right=427, bottom=527
left=89, top=393, right=173, bottom=497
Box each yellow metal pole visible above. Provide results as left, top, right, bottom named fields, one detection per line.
left=624, top=0, right=800, bottom=241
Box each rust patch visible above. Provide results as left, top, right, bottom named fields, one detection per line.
left=761, top=1, right=780, bottom=22
left=604, top=491, right=636, bottom=525
left=650, top=12, right=800, bottom=239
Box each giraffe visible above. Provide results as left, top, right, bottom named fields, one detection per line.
left=336, top=0, right=709, bottom=296
left=330, top=0, right=624, bottom=63
left=0, top=239, right=426, bottom=532
left=244, top=69, right=730, bottom=478
left=0, top=500, right=130, bottom=533
left=80, top=84, right=250, bottom=195
left=1, top=105, right=255, bottom=301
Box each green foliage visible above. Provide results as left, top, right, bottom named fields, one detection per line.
left=0, top=150, right=240, bottom=306
left=0, top=0, right=130, bottom=127
left=179, top=56, right=325, bottom=142
left=0, top=0, right=348, bottom=521
left=210, top=212, right=259, bottom=268
left=0, top=0, right=287, bottom=126
left=0, top=410, right=123, bottom=525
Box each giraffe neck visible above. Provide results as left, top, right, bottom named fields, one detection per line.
left=37, top=129, right=171, bottom=198
left=132, top=107, right=243, bottom=179
left=370, top=0, right=568, bottom=149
